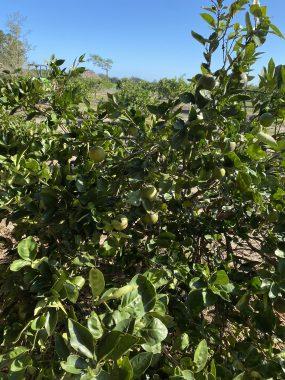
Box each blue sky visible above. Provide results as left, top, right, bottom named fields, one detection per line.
left=0, top=0, right=284, bottom=80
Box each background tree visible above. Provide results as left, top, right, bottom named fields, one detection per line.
left=0, top=12, right=31, bottom=71
left=89, top=54, right=113, bottom=77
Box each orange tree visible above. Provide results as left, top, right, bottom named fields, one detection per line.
left=0, top=1, right=285, bottom=378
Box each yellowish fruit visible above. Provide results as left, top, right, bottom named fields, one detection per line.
left=111, top=215, right=128, bottom=231
left=259, top=113, right=274, bottom=128
left=141, top=185, right=157, bottom=201
left=142, top=212, right=159, bottom=225
left=89, top=146, right=106, bottom=163
left=198, top=74, right=216, bottom=90
left=229, top=141, right=236, bottom=151
left=214, top=167, right=226, bottom=179
left=225, top=140, right=236, bottom=152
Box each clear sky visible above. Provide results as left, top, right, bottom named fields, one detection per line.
left=0, top=0, right=284, bottom=80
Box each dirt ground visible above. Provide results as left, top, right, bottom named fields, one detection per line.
left=0, top=220, right=14, bottom=263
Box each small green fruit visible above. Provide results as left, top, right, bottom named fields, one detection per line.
left=259, top=113, right=274, bottom=128
left=229, top=141, right=236, bottom=151
left=215, top=167, right=226, bottom=179
left=141, top=185, right=157, bottom=201
left=198, top=74, right=216, bottom=90
left=142, top=212, right=159, bottom=225
left=224, top=140, right=236, bottom=152
left=89, top=146, right=106, bottom=162
left=111, top=215, right=128, bottom=231
left=240, top=72, right=248, bottom=84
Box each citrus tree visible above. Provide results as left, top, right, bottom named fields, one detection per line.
left=0, top=1, right=285, bottom=379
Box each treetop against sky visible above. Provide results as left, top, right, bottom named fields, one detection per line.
left=0, top=0, right=284, bottom=79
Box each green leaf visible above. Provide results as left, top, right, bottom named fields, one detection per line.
left=121, top=275, right=156, bottom=317
left=87, top=311, right=103, bottom=339
left=10, top=353, right=32, bottom=372
left=191, top=31, right=206, bottom=45
left=60, top=354, right=88, bottom=375
left=114, top=356, right=133, bottom=380
left=268, top=58, right=275, bottom=77
left=25, top=158, right=40, bottom=172
left=141, top=317, right=168, bottom=346
left=245, top=12, right=252, bottom=33
left=70, top=276, right=85, bottom=290
left=130, top=352, right=153, bottom=379
left=45, top=309, right=58, bottom=336
left=270, top=23, right=285, bottom=39
left=68, top=319, right=95, bottom=359
left=55, top=59, right=65, bottom=66
left=233, top=373, right=245, bottom=380
left=55, top=334, right=70, bottom=361
left=107, top=284, right=138, bottom=300
left=7, top=347, right=29, bottom=360
left=127, top=190, right=142, bottom=206
left=210, top=359, right=217, bottom=379
left=250, top=5, right=263, bottom=18
left=210, top=270, right=229, bottom=286
left=256, top=131, right=278, bottom=148
left=170, top=370, right=195, bottom=380
left=17, top=237, right=37, bottom=261
left=64, top=281, right=79, bottom=303
left=244, top=42, right=255, bottom=59
left=246, top=143, right=266, bottom=160
left=174, top=333, right=190, bottom=351
left=200, top=13, right=215, bottom=27
left=194, top=339, right=208, bottom=373
left=97, top=331, right=138, bottom=361
left=89, top=268, right=105, bottom=297
left=10, top=259, right=31, bottom=272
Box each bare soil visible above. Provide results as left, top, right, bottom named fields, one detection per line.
left=0, top=220, right=14, bottom=263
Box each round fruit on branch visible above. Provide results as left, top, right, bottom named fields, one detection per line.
left=141, top=185, right=157, bottom=201
left=111, top=215, right=128, bottom=231
left=197, top=74, right=216, bottom=90
left=142, top=212, right=159, bottom=225
left=214, top=167, right=226, bottom=179
left=89, top=146, right=106, bottom=162
left=259, top=113, right=274, bottom=128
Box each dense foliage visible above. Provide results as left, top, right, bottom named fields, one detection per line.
left=115, top=78, right=191, bottom=112
left=0, top=1, right=285, bottom=379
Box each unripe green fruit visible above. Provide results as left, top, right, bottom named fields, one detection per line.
left=274, top=64, right=285, bottom=88
left=256, top=131, right=277, bottom=148
left=198, top=74, right=216, bottom=90
left=250, top=371, right=262, bottom=379
left=240, top=72, right=248, bottom=84
left=229, top=141, right=236, bottom=152
left=141, top=185, right=157, bottom=201
left=111, top=215, right=128, bottom=231
left=215, top=167, right=226, bottom=179
left=142, top=212, right=159, bottom=225
left=259, top=112, right=274, bottom=128
left=89, top=146, right=106, bottom=162
left=224, top=140, right=236, bottom=152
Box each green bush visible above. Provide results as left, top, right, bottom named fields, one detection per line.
left=0, top=1, right=285, bottom=379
